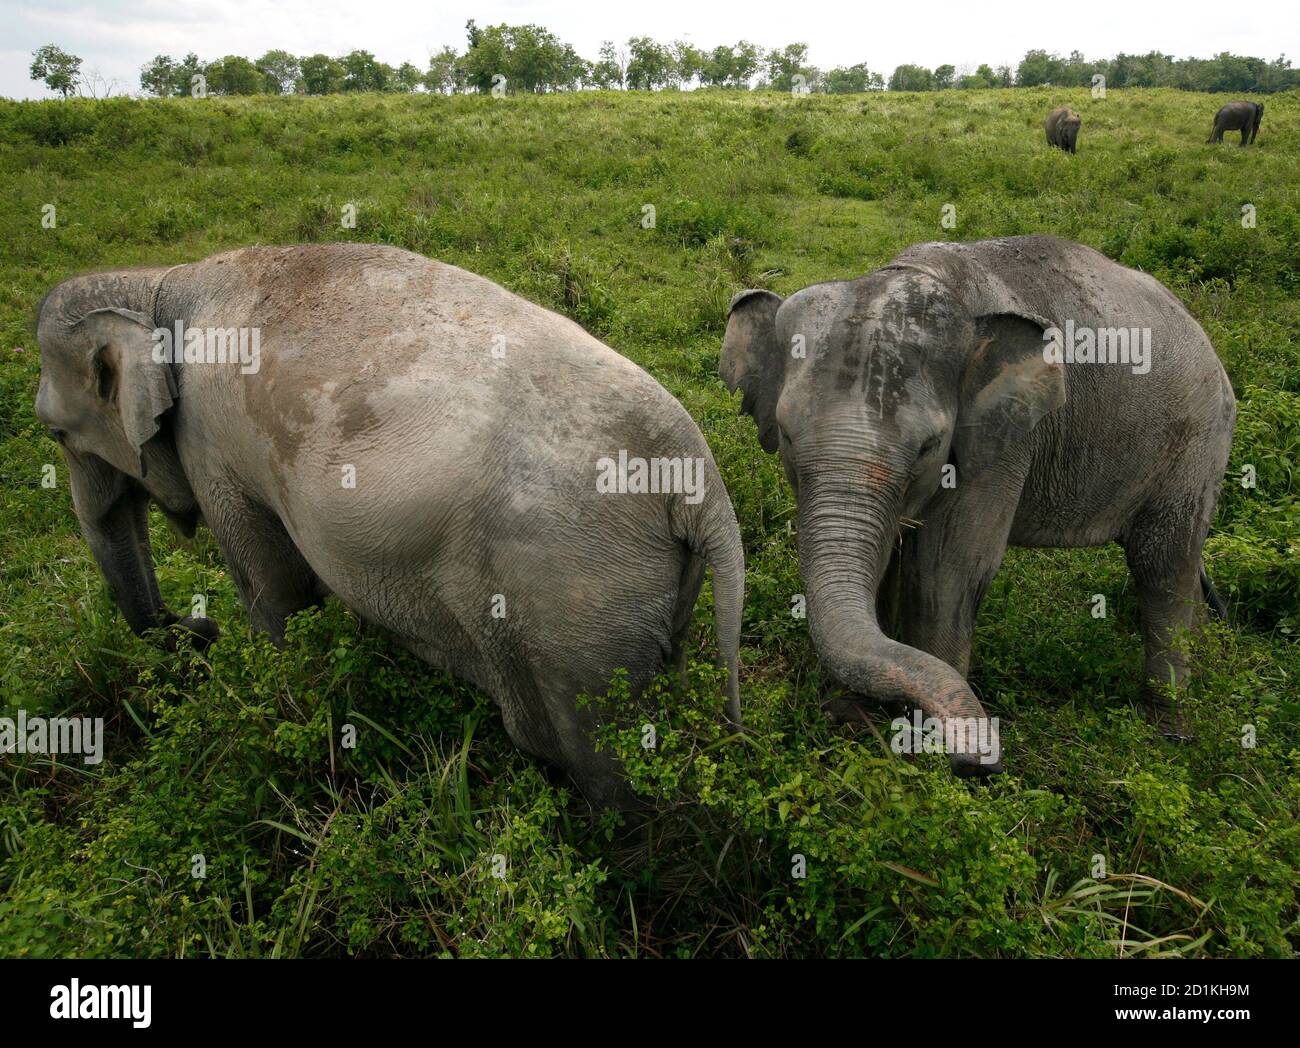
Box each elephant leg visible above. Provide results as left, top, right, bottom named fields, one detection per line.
left=207, top=490, right=324, bottom=643
left=896, top=472, right=1024, bottom=677
left=498, top=673, right=639, bottom=809
left=1121, top=505, right=1209, bottom=740
left=668, top=553, right=705, bottom=684
left=876, top=543, right=904, bottom=640
left=896, top=524, right=1006, bottom=678
left=1240, top=128, right=1249, bottom=146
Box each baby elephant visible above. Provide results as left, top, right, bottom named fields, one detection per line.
left=722, top=235, right=1235, bottom=776
left=1208, top=100, right=1263, bottom=145
left=35, top=243, right=743, bottom=806
left=1044, top=106, right=1081, bottom=153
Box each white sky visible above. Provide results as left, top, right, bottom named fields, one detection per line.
left=2, top=0, right=1295, bottom=99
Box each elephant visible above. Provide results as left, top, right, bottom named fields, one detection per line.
left=721, top=235, right=1235, bottom=776
left=35, top=243, right=744, bottom=807
left=1044, top=106, right=1081, bottom=153
left=1208, top=101, right=1263, bottom=145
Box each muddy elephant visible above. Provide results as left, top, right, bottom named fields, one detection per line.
left=721, top=235, right=1235, bottom=776
left=35, top=243, right=744, bottom=806
left=1045, top=106, right=1081, bottom=153
left=1208, top=100, right=1263, bottom=145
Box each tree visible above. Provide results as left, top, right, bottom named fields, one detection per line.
left=342, top=50, right=389, bottom=92
left=730, top=41, right=761, bottom=87
left=79, top=69, right=120, bottom=99
left=460, top=22, right=586, bottom=93
left=206, top=55, right=264, bottom=95
left=959, top=63, right=998, bottom=89
left=765, top=43, right=813, bottom=92
left=625, top=36, right=674, bottom=90
left=30, top=44, right=82, bottom=98
left=507, top=25, right=585, bottom=91
left=395, top=62, right=423, bottom=92
left=701, top=41, right=760, bottom=88
left=589, top=41, right=624, bottom=89
left=824, top=63, right=871, bottom=93
left=301, top=54, right=344, bottom=95
left=671, top=40, right=704, bottom=88
left=424, top=47, right=463, bottom=94
left=461, top=20, right=508, bottom=92
left=256, top=50, right=301, bottom=94
left=934, top=64, right=955, bottom=90
left=889, top=64, right=934, bottom=91
left=699, top=45, right=734, bottom=87
left=1016, top=50, right=1065, bottom=87
left=171, top=53, right=206, bottom=96
left=140, top=54, right=177, bottom=97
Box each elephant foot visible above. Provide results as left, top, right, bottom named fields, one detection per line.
left=1136, top=688, right=1194, bottom=742
left=821, top=687, right=906, bottom=726
left=160, top=613, right=220, bottom=653
left=821, top=694, right=876, bottom=726
left=950, top=750, right=1004, bottom=778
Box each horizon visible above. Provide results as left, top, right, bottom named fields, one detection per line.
left=2, top=0, right=1296, bottom=101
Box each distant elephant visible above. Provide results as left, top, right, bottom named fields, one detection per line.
left=1208, top=100, right=1263, bottom=145
left=1044, top=106, right=1081, bottom=153
left=35, top=243, right=744, bottom=806
left=721, top=235, right=1235, bottom=776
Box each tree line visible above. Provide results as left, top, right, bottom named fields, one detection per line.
left=27, top=25, right=1300, bottom=100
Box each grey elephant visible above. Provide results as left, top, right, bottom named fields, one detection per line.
left=1208, top=100, right=1263, bottom=145
left=721, top=235, right=1235, bottom=776
left=1044, top=106, right=1081, bottom=153
left=35, top=243, right=744, bottom=806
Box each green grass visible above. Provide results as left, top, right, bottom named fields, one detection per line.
left=0, top=86, right=1297, bottom=958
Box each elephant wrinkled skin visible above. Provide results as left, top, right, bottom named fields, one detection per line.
left=36, top=243, right=744, bottom=806
left=721, top=235, right=1235, bottom=776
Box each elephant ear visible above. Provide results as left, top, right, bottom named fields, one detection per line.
left=952, top=311, right=1066, bottom=478
left=73, top=307, right=176, bottom=474
left=720, top=289, right=785, bottom=453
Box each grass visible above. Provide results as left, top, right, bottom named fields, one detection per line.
left=0, top=86, right=1296, bottom=958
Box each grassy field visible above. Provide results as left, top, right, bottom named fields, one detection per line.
left=0, top=86, right=1296, bottom=958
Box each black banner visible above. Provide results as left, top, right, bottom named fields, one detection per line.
left=0, top=959, right=1285, bottom=1033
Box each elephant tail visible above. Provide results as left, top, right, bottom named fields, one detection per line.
left=1201, top=564, right=1229, bottom=622
left=677, top=465, right=745, bottom=729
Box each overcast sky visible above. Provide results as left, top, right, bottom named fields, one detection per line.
left=2, top=0, right=1295, bottom=99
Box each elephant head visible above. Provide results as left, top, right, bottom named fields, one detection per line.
left=721, top=265, right=1064, bottom=775
left=35, top=269, right=217, bottom=647
left=1060, top=113, right=1080, bottom=153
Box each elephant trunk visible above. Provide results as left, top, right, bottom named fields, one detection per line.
left=797, top=451, right=1002, bottom=776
